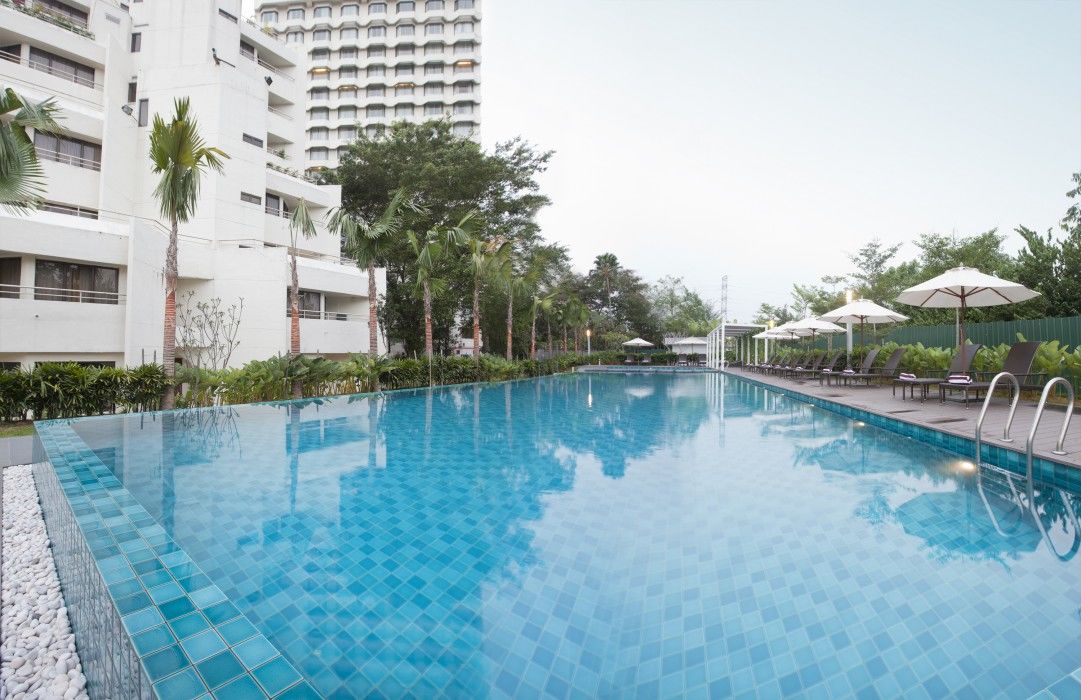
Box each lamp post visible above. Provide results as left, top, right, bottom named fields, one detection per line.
left=844, top=289, right=854, bottom=369
left=586, top=328, right=591, bottom=356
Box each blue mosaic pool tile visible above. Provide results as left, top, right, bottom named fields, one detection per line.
left=181, top=630, right=228, bottom=663
left=212, top=673, right=267, bottom=699
left=170, top=613, right=211, bottom=640
left=197, top=650, right=246, bottom=689
left=154, top=667, right=208, bottom=700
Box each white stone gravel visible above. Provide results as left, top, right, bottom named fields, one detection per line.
left=2, top=465, right=88, bottom=700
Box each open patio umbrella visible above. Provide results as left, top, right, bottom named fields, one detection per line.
left=622, top=337, right=654, bottom=348
left=896, top=266, right=1039, bottom=350
left=819, top=299, right=909, bottom=351
left=786, top=317, right=845, bottom=344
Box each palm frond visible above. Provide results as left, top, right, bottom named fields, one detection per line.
left=289, top=198, right=317, bottom=245
left=0, top=137, right=47, bottom=214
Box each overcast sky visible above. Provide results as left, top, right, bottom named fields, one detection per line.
left=246, top=0, right=1081, bottom=321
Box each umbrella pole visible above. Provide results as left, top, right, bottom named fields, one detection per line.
left=959, top=295, right=966, bottom=351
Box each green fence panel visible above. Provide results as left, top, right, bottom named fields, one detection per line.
left=882, top=314, right=1081, bottom=349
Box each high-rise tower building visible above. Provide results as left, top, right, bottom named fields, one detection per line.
left=254, top=0, right=481, bottom=172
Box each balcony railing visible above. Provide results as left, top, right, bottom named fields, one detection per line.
left=258, top=57, right=295, bottom=81
left=0, top=0, right=95, bottom=40
left=0, top=285, right=124, bottom=305
left=268, top=105, right=293, bottom=120
left=36, top=146, right=101, bottom=171
left=0, top=50, right=102, bottom=90
left=286, top=309, right=363, bottom=322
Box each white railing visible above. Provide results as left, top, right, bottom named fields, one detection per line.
left=35, top=146, right=101, bottom=171
left=268, top=105, right=293, bottom=120
left=0, top=51, right=102, bottom=90
left=0, top=284, right=124, bottom=305
left=286, top=309, right=364, bottom=322
left=258, top=57, right=295, bottom=81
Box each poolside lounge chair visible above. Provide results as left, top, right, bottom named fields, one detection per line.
left=823, top=348, right=880, bottom=386
left=781, top=352, right=823, bottom=378
left=938, top=341, right=1043, bottom=407
left=839, top=347, right=906, bottom=387
left=641, top=355, right=652, bottom=365
left=793, top=351, right=842, bottom=381
left=624, top=355, right=635, bottom=365
left=893, top=344, right=982, bottom=402
left=677, top=354, right=689, bottom=366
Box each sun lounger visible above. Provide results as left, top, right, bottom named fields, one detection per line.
left=938, top=341, right=1043, bottom=407
left=893, top=344, right=982, bottom=402
left=781, top=352, right=823, bottom=378
left=793, top=351, right=842, bottom=381
left=838, top=347, right=906, bottom=386
left=824, top=348, right=880, bottom=386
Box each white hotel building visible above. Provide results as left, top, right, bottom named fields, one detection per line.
left=0, top=0, right=383, bottom=370
left=254, top=0, right=481, bottom=171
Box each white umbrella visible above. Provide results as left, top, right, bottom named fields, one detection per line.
left=820, top=299, right=909, bottom=350
left=669, top=336, right=708, bottom=346
left=786, top=317, right=845, bottom=341
left=622, top=337, right=654, bottom=348
left=896, top=266, right=1039, bottom=349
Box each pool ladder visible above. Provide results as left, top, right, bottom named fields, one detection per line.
left=973, top=372, right=1074, bottom=482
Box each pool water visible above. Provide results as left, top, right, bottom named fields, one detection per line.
left=64, top=373, right=1081, bottom=698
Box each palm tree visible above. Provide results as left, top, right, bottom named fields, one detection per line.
left=529, top=291, right=555, bottom=360
left=463, top=235, right=509, bottom=360
left=149, top=98, right=228, bottom=409
left=406, top=228, right=442, bottom=360
left=0, top=86, right=61, bottom=214
left=330, top=188, right=414, bottom=359
left=591, top=253, right=620, bottom=310
left=286, top=199, right=316, bottom=398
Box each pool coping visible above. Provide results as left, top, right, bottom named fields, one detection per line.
left=33, top=418, right=321, bottom=700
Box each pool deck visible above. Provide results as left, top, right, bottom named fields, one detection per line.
left=723, top=367, right=1081, bottom=470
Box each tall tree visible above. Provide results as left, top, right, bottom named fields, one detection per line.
left=149, top=98, right=228, bottom=409
left=847, top=238, right=901, bottom=299
left=331, top=188, right=415, bottom=357
left=406, top=213, right=473, bottom=359
left=0, top=86, right=61, bottom=214
left=287, top=199, right=316, bottom=363
left=590, top=253, right=621, bottom=310
left=462, top=234, right=507, bottom=359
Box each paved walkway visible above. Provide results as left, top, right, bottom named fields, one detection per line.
left=725, top=367, right=1080, bottom=469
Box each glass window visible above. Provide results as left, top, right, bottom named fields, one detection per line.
left=365, top=126, right=385, bottom=139
left=313, top=29, right=330, bottom=41
left=424, top=23, right=443, bottom=35
left=240, top=191, right=262, bottom=205
left=452, top=122, right=474, bottom=137
left=39, top=202, right=98, bottom=219
left=395, top=83, right=414, bottom=95
left=310, top=107, right=329, bottom=119
left=366, top=105, right=385, bottom=118
left=28, top=48, right=95, bottom=87
left=338, top=126, right=357, bottom=140
left=453, top=81, right=473, bottom=94
left=397, top=44, right=415, bottom=56
left=309, top=127, right=329, bottom=141
left=397, top=1, right=415, bottom=12
left=127, top=81, right=137, bottom=102
left=453, top=60, right=474, bottom=73
left=33, top=132, right=101, bottom=170
left=423, top=102, right=443, bottom=115
left=425, top=0, right=444, bottom=9
left=368, top=46, right=386, bottom=58
left=295, top=290, right=322, bottom=316
left=311, top=48, right=330, bottom=61
left=242, top=133, right=265, bottom=147
left=130, top=32, right=141, bottom=52
left=0, top=258, right=20, bottom=299
left=396, top=25, right=415, bottom=36
left=240, top=41, right=255, bottom=60
left=338, top=105, right=357, bottom=119
left=340, top=47, right=358, bottom=59
left=370, top=2, right=387, bottom=13
left=367, top=65, right=386, bottom=77
left=340, top=28, right=357, bottom=40
left=286, top=31, right=304, bottom=43
left=313, top=6, right=331, bottom=18
left=339, top=66, right=357, bottom=79
left=394, top=104, right=414, bottom=118
left=339, top=86, right=358, bottom=98
left=311, top=87, right=330, bottom=100
left=368, top=26, right=386, bottom=37
left=366, top=85, right=385, bottom=96
left=424, top=63, right=443, bottom=75
left=309, top=147, right=329, bottom=161
left=341, top=4, right=359, bottom=16
left=137, top=99, right=148, bottom=126
left=453, top=101, right=473, bottom=114
left=260, top=10, right=278, bottom=22
left=424, top=43, right=444, bottom=55
left=423, top=82, right=443, bottom=95
left=454, top=21, right=473, bottom=34
left=455, top=0, right=474, bottom=8
left=34, top=260, right=118, bottom=304
left=454, top=41, right=475, bottom=54
left=287, top=8, right=304, bottom=20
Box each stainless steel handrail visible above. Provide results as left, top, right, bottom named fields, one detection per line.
left=974, top=372, right=1021, bottom=465
left=0, top=284, right=124, bottom=304
left=1026, top=377, right=1075, bottom=484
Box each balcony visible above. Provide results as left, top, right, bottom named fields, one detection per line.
left=0, top=286, right=125, bottom=354
left=0, top=0, right=94, bottom=39
left=297, top=315, right=369, bottom=355
left=0, top=49, right=101, bottom=91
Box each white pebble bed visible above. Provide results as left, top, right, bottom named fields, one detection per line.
left=2, top=465, right=88, bottom=700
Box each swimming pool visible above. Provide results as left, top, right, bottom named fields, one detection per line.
left=37, top=373, right=1081, bottom=698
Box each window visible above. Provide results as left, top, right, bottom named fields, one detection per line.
left=40, top=202, right=98, bottom=219
left=367, top=65, right=386, bottom=77
left=452, top=121, right=474, bottom=137
left=341, top=4, right=359, bottom=16
left=242, top=133, right=265, bottom=147
left=340, top=47, right=358, bottom=59
left=397, top=1, right=415, bottom=12
left=291, top=290, right=322, bottom=318
left=395, top=83, right=415, bottom=95
left=261, top=10, right=278, bottom=22
left=240, top=192, right=262, bottom=205
left=313, top=6, right=331, bottom=18
left=240, top=41, right=255, bottom=60
left=311, top=48, right=331, bottom=61
left=338, top=126, right=357, bottom=140
left=127, top=81, right=137, bottom=103
left=36, top=0, right=88, bottom=24
left=424, top=102, right=443, bottom=115
left=424, top=23, right=443, bottom=35
left=396, top=25, right=415, bottom=36
left=339, top=66, right=357, bottom=79
left=365, top=124, right=385, bottom=137
left=367, top=45, right=385, bottom=57
left=309, top=127, right=329, bottom=141
left=286, top=31, right=304, bottom=43
left=368, top=26, right=386, bottom=37
left=311, top=67, right=329, bottom=81
left=455, top=0, right=474, bottom=8
left=424, top=43, right=444, bottom=56
left=218, top=8, right=238, bottom=22
left=311, top=87, right=329, bottom=100
left=338, top=105, right=357, bottom=119
left=423, top=82, right=443, bottom=95
left=0, top=258, right=20, bottom=299
left=130, top=32, right=141, bottom=52
left=425, top=0, right=444, bottom=9
left=394, top=104, right=414, bottom=118
left=453, top=101, right=473, bottom=114
left=454, top=21, right=473, bottom=34
left=265, top=193, right=282, bottom=215
left=28, top=49, right=95, bottom=87
left=287, top=8, right=304, bottom=20
left=366, top=85, right=385, bottom=97
left=395, top=64, right=414, bottom=76
left=313, top=29, right=330, bottom=41
left=369, top=2, right=387, bottom=13
left=454, top=41, right=475, bottom=54
left=34, top=260, right=118, bottom=304
left=137, top=99, right=148, bottom=126
left=396, top=44, right=415, bottom=56
left=309, top=147, right=329, bottom=161
left=340, top=27, right=358, bottom=40
left=424, top=62, right=443, bottom=75
left=366, top=105, right=385, bottom=118
left=33, top=133, right=101, bottom=170
left=453, top=81, right=473, bottom=94
left=338, top=86, right=357, bottom=98
left=453, top=60, right=474, bottom=73
left=310, top=107, right=329, bottom=120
